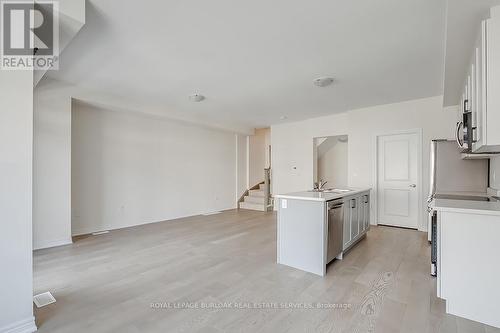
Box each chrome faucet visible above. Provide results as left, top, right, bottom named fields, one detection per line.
left=314, top=180, right=328, bottom=191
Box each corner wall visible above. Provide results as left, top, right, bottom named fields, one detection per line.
left=236, top=134, right=248, bottom=199
left=71, top=101, right=238, bottom=235
left=34, top=78, right=249, bottom=246
left=33, top=80, right=73, bottom=249
left=0, top=70, right=36, bottom=331
left=248, top=128, right=269, bottom=187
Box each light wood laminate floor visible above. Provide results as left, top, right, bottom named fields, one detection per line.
left=34, top=209, right=499, bottom=333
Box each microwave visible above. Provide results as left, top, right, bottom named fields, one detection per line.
left=455, top=99, right=474, bottom=151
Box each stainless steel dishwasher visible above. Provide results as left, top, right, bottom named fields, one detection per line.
left=327, top=199, right=344, bottom=263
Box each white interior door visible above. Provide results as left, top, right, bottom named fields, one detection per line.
left=377, top=132, right=419, bottom=229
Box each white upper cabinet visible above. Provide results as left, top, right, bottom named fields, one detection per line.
left=472, top=24, right=484, bottom=151
left=467, top=8, right=500, bottom=153
left=485, top=14, right=500, bottom=150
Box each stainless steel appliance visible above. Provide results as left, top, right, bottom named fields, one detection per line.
left=455, top=101, right=474, bottom=151
left=428, top=139, right=489, bottom=276
left=429, top=193, right=500, bottom=277
left=327, top=199, right=344, bottom=263
left=430, top=211, right=437, bottom=276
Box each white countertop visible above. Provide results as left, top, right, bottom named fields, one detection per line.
left=274, top=188, right=371, bottom=202
left=435, top=191, right=488, bottom=197
left=432, top=199, right=500, bottom=216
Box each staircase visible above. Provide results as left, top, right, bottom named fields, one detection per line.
left=239, top=168, right=273, bottom=212
left=239, top=183, right=269, bottom=211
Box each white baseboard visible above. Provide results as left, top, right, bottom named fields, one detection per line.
left=0, top=316, right=37, bottom=333
left=72, top=207, right=238, bottom=236
left=34, top=237, right=72, bottom=250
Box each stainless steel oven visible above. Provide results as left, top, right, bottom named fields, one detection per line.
left=431, top=211, right=437, bottom=276
left=429, top=194, right=497, bottom=277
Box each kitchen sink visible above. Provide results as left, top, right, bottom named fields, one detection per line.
left=309, top=188, right=352, bottom=193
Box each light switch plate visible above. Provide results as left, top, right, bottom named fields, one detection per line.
left=281, top=199, right=287, bottom=209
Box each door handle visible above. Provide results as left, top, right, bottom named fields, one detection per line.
left=409, top=184, right=416, bottom=188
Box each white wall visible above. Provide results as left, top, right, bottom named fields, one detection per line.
left=248, top=128, right=269, bottom=187
left=272, top=113, right=349, bottom=195
left=34, top=78, right=250, bottom=246
left=236, top=134, right=248, bottom=199
left=313, top=140, right=318, bottom=184
left=317, top=138, right=348, bottom=188
left=0, top=71, right=37, bottom=331
left=264, top=128, right=271, bottom=168
left=71, top=102, right=238, bottom=235
left=272, top=96, right=457, bottom=231
left=33, top=80, right=73, bottom=249
left=490, top=156, right=500, bottom=191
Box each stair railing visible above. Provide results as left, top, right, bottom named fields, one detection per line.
left=264, top=168, right=272, bottom=211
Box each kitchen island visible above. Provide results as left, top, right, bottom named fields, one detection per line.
left=274, top=188, right=371, bottom=276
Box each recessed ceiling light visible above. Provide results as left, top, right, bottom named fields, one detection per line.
left=189, top=94, right=205, bottom=102
left=280, top=116, right=288, bottom=120
left=313, top=77, right=334, bottom=87
left=338, top=135, right=348, bottom=143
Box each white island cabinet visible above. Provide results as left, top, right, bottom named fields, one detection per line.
left=343, top=194, right=370, bottom=253
left=432, top=199, right=500, bottom=328
left=275, top=188, right=371, bottom=276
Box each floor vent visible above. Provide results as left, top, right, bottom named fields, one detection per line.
left=92, top=230, right=109, bottom=236
left=33, top=291, right=56, bottom=308
left=202, top=211, right=221, bottom=216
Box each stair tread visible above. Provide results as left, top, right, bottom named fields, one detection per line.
left=249, top=189, right=265, bottom=197
left=244, top=196, right=265, bottom=203
left=240, top=202, right=263, bottom=207
left=239, top=202, right=266, bottom=211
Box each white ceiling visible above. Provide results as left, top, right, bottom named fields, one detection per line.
left=443, top=0, right=500, bottom=106
left=49, top=0, right=447, bottom=133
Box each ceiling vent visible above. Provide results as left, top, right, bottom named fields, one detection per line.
left=33, top=291, right=56, bottom=308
